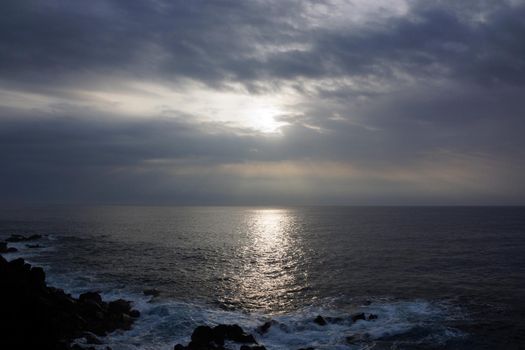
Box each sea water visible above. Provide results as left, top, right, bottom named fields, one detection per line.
left=1, top=206, right=524, bottom=349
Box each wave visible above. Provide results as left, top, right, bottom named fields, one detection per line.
left=77, top=296, right=464, bottom=350
left=5, top=234, right=466, bottom=350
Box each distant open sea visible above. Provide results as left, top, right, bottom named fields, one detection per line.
left=1, top=206, right=524, bottom=349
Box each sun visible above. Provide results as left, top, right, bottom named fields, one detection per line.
left=247, top=105, right=288, bottom=133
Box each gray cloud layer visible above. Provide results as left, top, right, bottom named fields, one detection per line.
left=1, top=0, right=525, bottom=205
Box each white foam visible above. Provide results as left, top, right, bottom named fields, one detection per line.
left=8, top=235, right=465, bottom=350
left=95, top=298, right=464, bottom=350
left=1, top=235, right=56, bottom=263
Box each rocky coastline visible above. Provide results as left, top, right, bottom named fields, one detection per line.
left=1, top=235, right=379, bottom=350
left=0, top=235, right=140, bottom=350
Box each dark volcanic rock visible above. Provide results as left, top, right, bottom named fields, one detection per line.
left=29, top=266, right=46, bottom=286
left=212, top=324, right=256, bottom=343
left=176, top=324, right=259, bottom=350
left=191, top=325, right=214, bottom=345
left=79, top=291, right=103, bottom=305
left=210, top=325, right=226, bottom=346
left=0, top=255, right=138, bottom=349
left=257, top=320, right=277, bottom=334
left=6, top=234, right=42, bottom=242
left=84, top=332, right=103, bottom=345
left=129, top=309, right=141, bottom=318
left=9, top=257, right=30, bottom=274
left=346, top=335, right=356, bottom=343
left=313, top=315, right=327, bottom=326
left=108, top=299, right=131, bottom=314
left=5, top=234, right=26, bottom=242
left=0, top=241, right=18, bottom=253
left=351, top=313, right=366, bottom=322
left=225, top=324, right=256, bottom=343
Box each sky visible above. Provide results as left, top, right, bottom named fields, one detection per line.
left=1, top=0, right=525, bottom=205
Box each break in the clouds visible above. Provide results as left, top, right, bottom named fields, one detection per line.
left=1, top=0, right=525, bottom=205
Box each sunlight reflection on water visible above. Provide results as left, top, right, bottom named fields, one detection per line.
left=221, top=208, right=309, bottom=311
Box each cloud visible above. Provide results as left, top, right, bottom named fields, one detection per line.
left=1, top=104, right=524, bottom=205
left=1, top=0, right=524, bottom=91
left=1, top=0, right=525, bottom=204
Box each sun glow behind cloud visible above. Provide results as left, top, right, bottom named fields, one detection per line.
left=75, top=81, right=291, bottom=133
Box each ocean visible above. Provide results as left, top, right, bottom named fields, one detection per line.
left=1, top=206, right=524, bottom=349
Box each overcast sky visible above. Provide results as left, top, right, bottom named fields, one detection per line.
left=1, top=0, right=525, bottom=205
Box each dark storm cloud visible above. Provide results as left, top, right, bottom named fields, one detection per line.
left=2, top=101, right=524, bottom=204
left=1, top=0, right=525, bottom=204
left=1, top=0, right=524, bottom=90
left=0, top=0, right=298, bottom=92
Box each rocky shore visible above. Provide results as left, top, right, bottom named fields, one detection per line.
left=0, top=236, right=140, bottom=350
left=1, top=235, right=379, bottom=350
left=174, top=311, right=379, bottom=350
left=174, top=324, right=265, bottom=350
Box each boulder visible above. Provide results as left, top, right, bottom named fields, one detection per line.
left=6, top=234, right=26, bottom=242
left=191, top=325, right=214, bottom=345
left=29, top=266, right=46, bottom=287
left=257, top=320, right=277, bottom=334
left=79, top=292, right=103, bottom=305
left=351, top=313, right=366, bottom=322
left=8, top=257, right=31, bottom=274
left=118, top=313, right=134, bottom=330
left=176, top=324, right=259, bottom=350
left=226, top=324, right=256, bottom=343
left=237, top=333, right=257, bottom=344
left=346, top=335, right=356, bottom=343
left=211, top=324, right=228, bottom=340
left=213, top=324, right=255, bottom=343
left=313, top=315, right=327, bottom=326
left=84, top=332, right=103, bottom=344
left=82, top=298, right=105, bottom=316
left=6, top=234, right=42, bottom=242
left=210, top=325, right=226, bottom=346
left=0, top=242, right=18, bottom=253
left=108, top=299, right=131, bottom=314
left=129, top=309, right=141, bottom=318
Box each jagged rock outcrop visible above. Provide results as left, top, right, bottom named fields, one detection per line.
left=174, top=324, right=262, bottom=350
left=0, top=255, right=139, bottom=349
